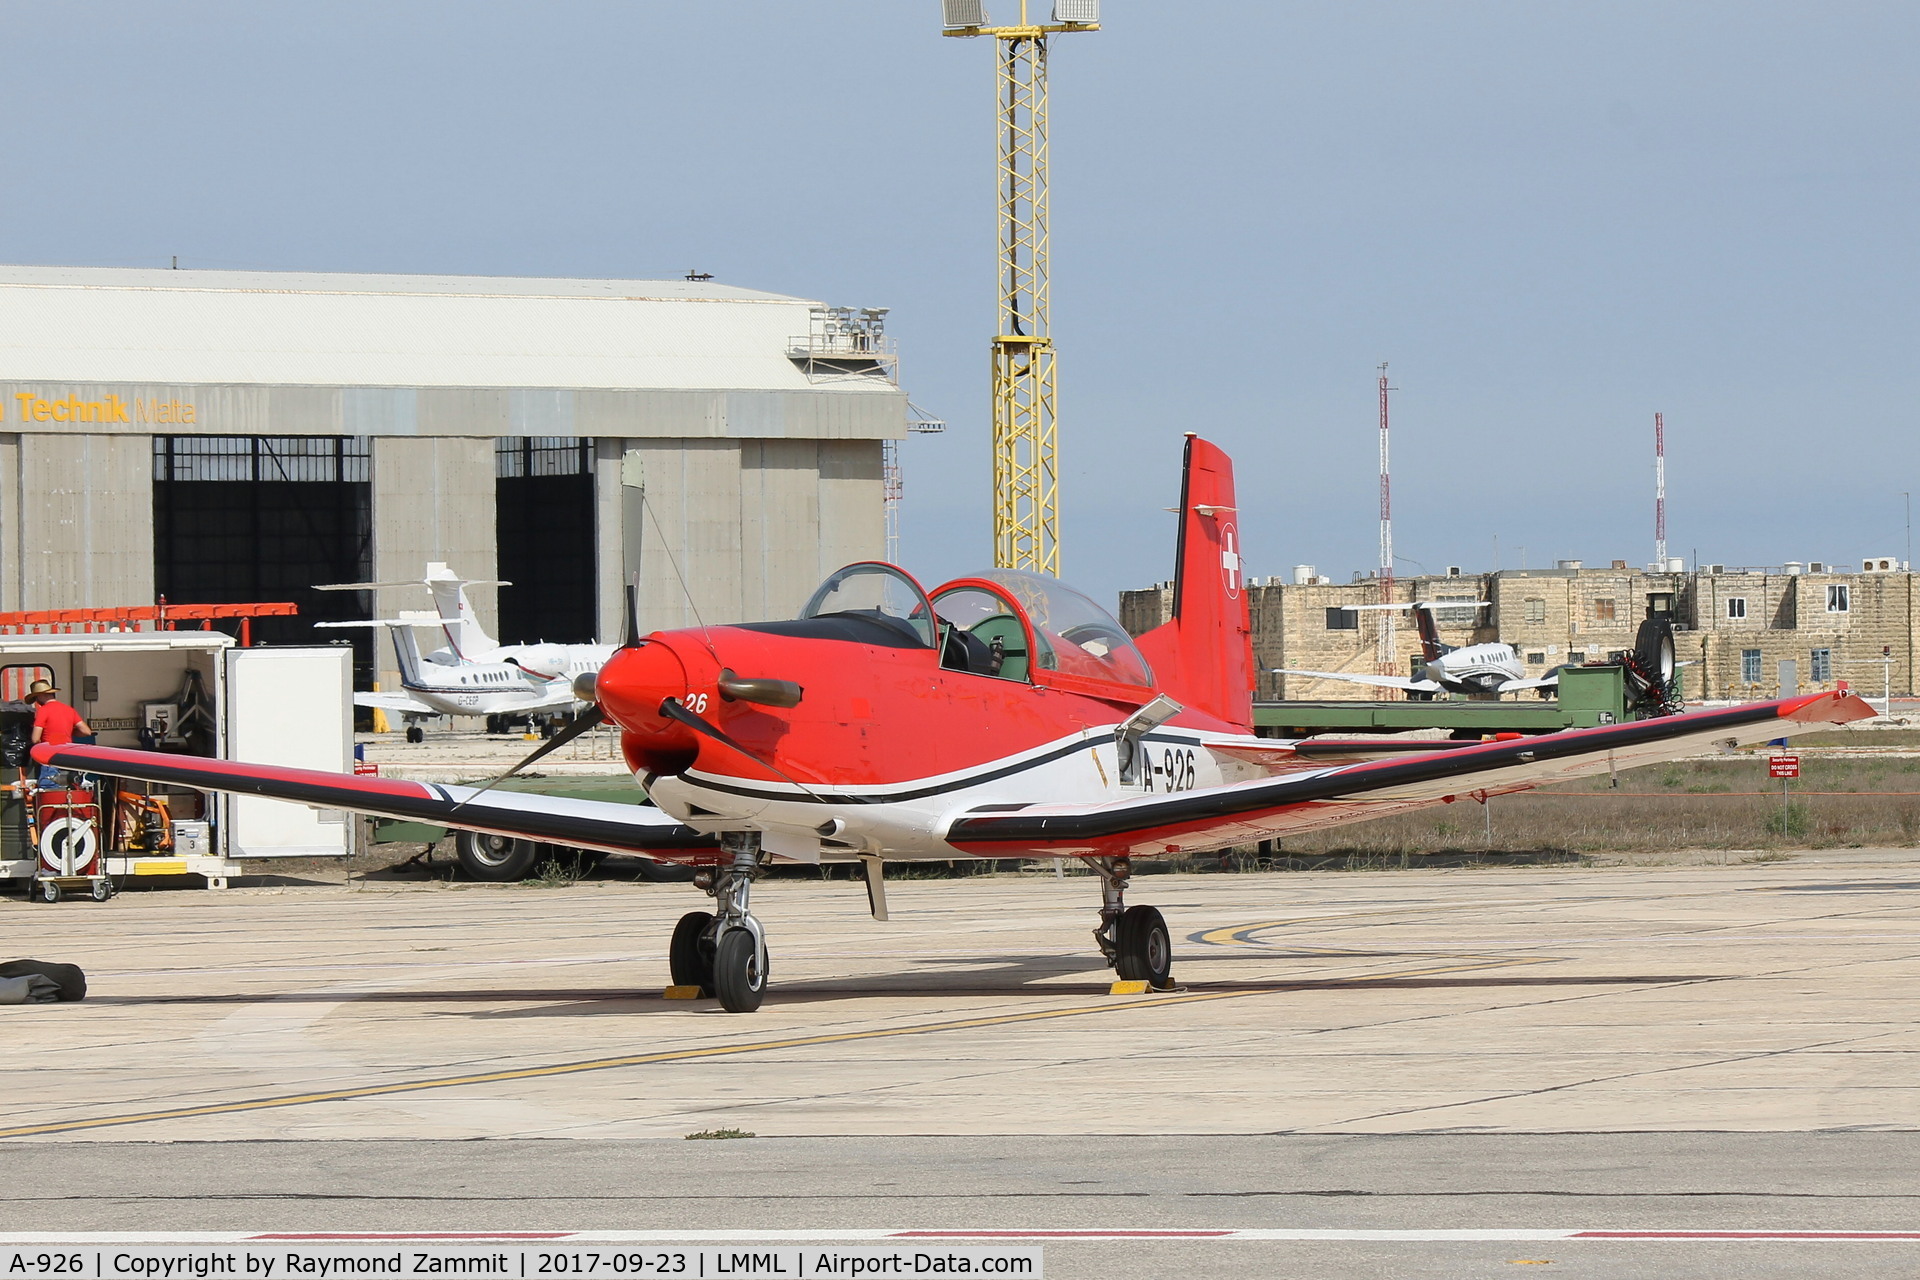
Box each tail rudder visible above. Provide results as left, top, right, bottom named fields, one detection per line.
left=422, top=562, right=500, bottom=657
left=388, top=624, right=427, bottom=687
left=1132, top=435, right=1255, bottom=730
left=1411, top=604, right=1447, bottom=663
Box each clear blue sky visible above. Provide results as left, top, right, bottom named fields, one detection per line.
left=4, top=2, right=1913, bottom=606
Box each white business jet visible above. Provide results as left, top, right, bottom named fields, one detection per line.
left=315, top=563, right=614, bottom=735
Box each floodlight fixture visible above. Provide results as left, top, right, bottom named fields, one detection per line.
left=943, top=0, right=987, bottom=28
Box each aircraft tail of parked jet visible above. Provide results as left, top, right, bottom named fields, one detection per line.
left=315, top=562, right=508, bottom=658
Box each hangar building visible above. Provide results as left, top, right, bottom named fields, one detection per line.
left=0, top=266, right=907, bottom=687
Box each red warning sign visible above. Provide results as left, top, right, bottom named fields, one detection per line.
left=1768, top=756, right=1801, bottom=779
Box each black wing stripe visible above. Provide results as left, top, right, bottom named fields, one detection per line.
left=40, top=745, right=715, bottom=856
left=946, top=699, right=1795, bottom=844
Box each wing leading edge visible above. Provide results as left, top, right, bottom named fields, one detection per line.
left=1492, top=675, right=1560, bottom=694
left=945, top=690, right=1873, bottom=858
left=31, top=743, right=716, bottom=861
left=1273, top=667, right=1442, bottom=694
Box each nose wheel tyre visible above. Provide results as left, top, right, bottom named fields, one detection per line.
left=1115, top=904, right=1173, bottom=988
left=669, top=910, right=716, bottom=995
left=712, top=927, right=767, bottom=1013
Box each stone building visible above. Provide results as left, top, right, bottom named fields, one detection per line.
left=1119, top=559, right=1918, bottom=702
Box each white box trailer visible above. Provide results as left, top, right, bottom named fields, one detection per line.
left=0, top=633, right=350, bottom=888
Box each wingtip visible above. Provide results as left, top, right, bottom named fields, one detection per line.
left=1780, top=690, right=1878, bottom=725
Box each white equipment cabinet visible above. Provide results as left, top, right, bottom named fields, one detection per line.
left=0, top=633, right=352, bottom=889
left=220, top=646, right=352, bottom=859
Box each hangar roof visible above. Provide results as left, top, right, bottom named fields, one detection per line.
left=0, top=265, right=891, bottom=393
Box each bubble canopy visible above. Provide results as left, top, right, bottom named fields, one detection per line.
left=970, top=569, right=1154, bottom=687
left=793, top=562, right=1154, bottom=688
left=798, top=562, right=937, bottom=648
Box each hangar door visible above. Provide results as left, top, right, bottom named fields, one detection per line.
left=153, top=437, right=374, bottom=682
left=496, top=436, right=596, bottom=644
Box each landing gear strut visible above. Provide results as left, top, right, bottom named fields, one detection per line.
left=674, top=832, right=769, bottom=1012
left=1091, top=857, right=1173, bottom=989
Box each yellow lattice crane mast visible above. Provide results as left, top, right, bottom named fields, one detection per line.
left=943, top=1, right=1099, bottom=574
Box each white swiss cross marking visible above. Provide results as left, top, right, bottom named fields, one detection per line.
left=1220, top=522, right=1242, bottom=598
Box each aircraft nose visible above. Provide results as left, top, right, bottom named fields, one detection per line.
left=595, top=641, right=700, bottom=773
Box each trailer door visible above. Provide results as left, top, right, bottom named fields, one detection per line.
left=221, top=647, right=352, bottom=858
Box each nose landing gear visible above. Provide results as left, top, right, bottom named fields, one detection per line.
left=1091, top=857, right=1174, bottom=989
left=674, top=832, right=769, bottom=1012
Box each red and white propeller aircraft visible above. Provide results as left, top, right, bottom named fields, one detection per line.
left=39, top=437, right=1871, bottom=1012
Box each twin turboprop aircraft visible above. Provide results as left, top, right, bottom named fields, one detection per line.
left=42, top=437, right=1870, bottom=1012
left=1279, top=600, right=1567, bottom=698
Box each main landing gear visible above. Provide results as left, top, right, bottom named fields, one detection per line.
left=670, top=832, right=769, bottom=1013
left=1092, top=857, right=1173, bottom=989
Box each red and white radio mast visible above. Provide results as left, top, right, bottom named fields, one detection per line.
left=1377, top=362, right=1397, bottom=678
left=1654, top=411, right=1667, bottom=569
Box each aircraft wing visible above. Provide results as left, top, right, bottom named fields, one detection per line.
left=354, top=691, right=435, bottom=713
left=505, top=684, right=586, bottom=712
left=315, top=617, right=448, bottom=631
left=31, top=743, right=717, bottom=861
left=1493, top=675, right=1561, bottom=693
left=945, top=690, right=1873, bottom=859
left=1273, top=667, right=1444, bottom=694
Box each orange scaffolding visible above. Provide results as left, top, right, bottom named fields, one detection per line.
left=0, top=601, right=299, bottom=647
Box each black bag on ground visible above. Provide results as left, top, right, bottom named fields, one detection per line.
left=0, top=959, right=86, bottom=1002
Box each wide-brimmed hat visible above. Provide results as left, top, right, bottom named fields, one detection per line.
left=26, top=679, right=58, bottom=697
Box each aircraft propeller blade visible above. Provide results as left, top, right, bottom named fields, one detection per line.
left=717, top=669, right=804, bottom=708
left=660, top=697, right=777, bottom=767
left=620, top=581, right=642, bottom=649
left=449, top=704, right=606, bottom=811
left=659, top=697, right=830, bottom=802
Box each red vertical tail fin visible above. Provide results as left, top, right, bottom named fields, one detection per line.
left=1132, top=435, right=1255, bottom=731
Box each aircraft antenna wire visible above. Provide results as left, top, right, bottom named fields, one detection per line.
left=641, top=492, right=722, bottom=664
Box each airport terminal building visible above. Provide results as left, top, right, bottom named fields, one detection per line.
left=0, top=266, right=907, bottom=686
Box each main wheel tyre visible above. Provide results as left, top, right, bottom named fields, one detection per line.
left=454, top=831, right=541, bottom=881
left=712, top=927, right=767, bottom=1013
left=670, top=910, right=716, bottom=994
left=1115, top=904, right=1173, bottom=988
left=1629, top=615, right=1681, bottom=713
left=404, top=725, right=425, bottom=744
left=1633, top=615, right=1677, bottom=687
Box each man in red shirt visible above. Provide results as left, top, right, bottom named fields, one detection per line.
left=30, top=679, right=90, bottom=787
